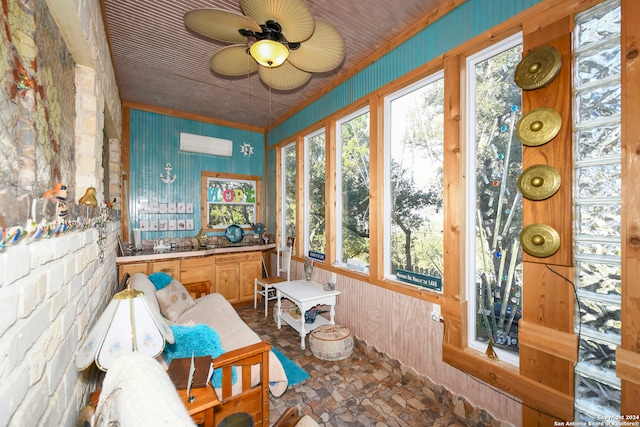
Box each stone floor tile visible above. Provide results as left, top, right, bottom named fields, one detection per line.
left=236, top=304, right=501, bottom=427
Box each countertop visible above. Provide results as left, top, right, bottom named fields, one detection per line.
left=116, top=242, right=276, bottom=263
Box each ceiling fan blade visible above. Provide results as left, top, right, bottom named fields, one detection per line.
left=259, top=61, right=311, bottom=90
left=240, top=0, right=314, bottom=42
left=288, top=19, right=345, bottom=73
left=210, top=45, right=259, bottom=76
left=184, top=9, right=261, bottom=44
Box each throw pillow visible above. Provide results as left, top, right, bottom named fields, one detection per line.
left=129, top=273, right=161, bottom=314
left=148, top=272, right=173, bottom=290
left=164, top=324, right=236, bottom=388
left=155, top=279, right=195, bottom=322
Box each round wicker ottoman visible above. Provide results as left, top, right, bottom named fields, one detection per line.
left=309, top=325, right=353, bottom=361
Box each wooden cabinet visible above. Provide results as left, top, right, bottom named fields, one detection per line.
left=214, top=259, right=240, bottom=303
left=181, top=257, right=215, bottom=294
left=117, top=251, right=262, bottom=304
left=239, top=255, right=262, bottom=301
left=150, top=260, right=180, bottom=281
left=214, top=252, right=262, bottom=304
left=119, top=262, right=148, bottom=280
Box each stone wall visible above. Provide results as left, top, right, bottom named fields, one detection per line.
left=0, top=0, right=121, bottom=425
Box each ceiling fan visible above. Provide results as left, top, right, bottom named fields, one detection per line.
left=184, top=0, right=345, bottom=90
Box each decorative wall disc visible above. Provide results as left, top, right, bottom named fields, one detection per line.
left=518, top=164, right=561, bottom=200
left=514, top=46, right=562, bottom=90
left=520, top=223, right=561, bottom=258
left=516, top=108, right=562, bottom=147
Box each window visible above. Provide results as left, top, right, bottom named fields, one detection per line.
left=304, top=129, right=326, bottom=259
left=572, top=0, right=621, bottom=420
left=282, top=142, right=296, bottom=252
left=466, top=34, right=523, bottom=364
left=384, top=73, right=445, bottom=291
left=201, top=172, right=260, bottom=230
left=336, top=108, right=370, bottom=270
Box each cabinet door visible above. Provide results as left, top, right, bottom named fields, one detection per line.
left=151, top=260, right=180, bottom=281
left=214, top=262, right=239, bottom=303
left=239, top=254, right=262, bottom=302
left=181, top=256, right=214, bottom=293
left=119, top=263, right=149, bottom=281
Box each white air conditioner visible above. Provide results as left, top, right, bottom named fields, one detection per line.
left=179, top=132, right=233, bottom=157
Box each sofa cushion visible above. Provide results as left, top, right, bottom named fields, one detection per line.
left=148, top=271, right=174, bottom=290
left=129, top=273, right=161, bottom=315
left=156, top=279, right=196, bottom=321
left=177, top=293, right=289, bottom=397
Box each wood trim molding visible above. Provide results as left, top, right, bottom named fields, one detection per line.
left=617, top=347, right=640, bottom=386
left=122, top=100, right=264, bottom=133
left=518, top=320, right=577, bottom=363
left=621, top=0, right=640, bottom=412
left=443, top=343, right=573, bottom=420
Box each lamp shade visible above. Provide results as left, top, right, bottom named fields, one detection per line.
left=249, top=39, right=289, bottom=67
left=74, top=289, right=174, bottom=371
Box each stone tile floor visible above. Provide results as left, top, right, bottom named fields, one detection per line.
left=237, top=304, right=502, bottom=427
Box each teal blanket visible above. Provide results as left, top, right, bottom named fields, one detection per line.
left=164, top=324, right=236, bottom=388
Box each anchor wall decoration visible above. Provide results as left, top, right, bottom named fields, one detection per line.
left=160, top=162, right=177, bottom=185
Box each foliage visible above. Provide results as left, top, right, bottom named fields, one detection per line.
left=472, top=42, right=523, bottom=355
left=308, top=132, right=327, bottom=253
left=340, top=112, right=370, bottom=263
left=389, top=77, right=445, bottom=277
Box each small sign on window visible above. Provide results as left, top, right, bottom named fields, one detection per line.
left=396, top=269, right=442, bottom=292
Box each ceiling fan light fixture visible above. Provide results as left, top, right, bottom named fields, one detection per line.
left=250, top=39, right=288, bottom=67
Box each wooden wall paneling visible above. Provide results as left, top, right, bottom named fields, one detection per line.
left=522, top=408, right=557, bottom=427
left=368, top=95, right=384, bottom=281
left=443, top=54, right=465, bottom=348
left=122, top=100, right=264, bottom=134
left=521, top=263, right=575, bottom=333
left=121, top=106, right=130, bottom=241
left=295, top=135, right=305, bottom=259
left=620, top=0, right=640, bottom=413
left=340, top=276, right=521, bottom=422
left=274, top=145, right=282, bottom=245
left=521, top=20, right=573, bottom=268
left=520, top=346, right=574, bottom=394
left=325, top=124, right=337, bottom=265
left=519, top=19, right=576, bottom=424
left=443, top=343, right=572, bottom=420
left=518, top=320, right=577, bottom=362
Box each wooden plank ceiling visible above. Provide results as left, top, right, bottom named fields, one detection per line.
left=101, top=0, right=447, bottom=129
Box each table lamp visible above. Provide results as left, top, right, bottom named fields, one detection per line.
left=74, top=288, right=174, bottom=371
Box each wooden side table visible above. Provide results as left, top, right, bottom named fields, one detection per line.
left=89, top=385, right=220, bottom=426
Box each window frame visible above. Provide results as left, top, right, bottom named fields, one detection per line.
left=464, top=32, right=523, bottom=366
left=335, top=106, right=371, bottom=271
left=303, top=127, right=327, bottom=260
left=383, top=70, right=445, bottom=287
left=281, top=141, right=296, bottom=248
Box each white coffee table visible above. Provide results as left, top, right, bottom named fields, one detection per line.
left=273, top=280, right=340, bottom=350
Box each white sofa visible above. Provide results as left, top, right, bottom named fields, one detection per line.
left=128, top=272, right=288, bottom=397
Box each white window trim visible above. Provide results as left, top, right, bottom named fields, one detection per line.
left=281, top=141, right=296, bottom=248
left=335, top=106, right=370, bottom=270
left=465, top=32, right=522, bottom=366
left=382, top=70, right=445, bottom=281
left=303, top=129, right=325, bottom=259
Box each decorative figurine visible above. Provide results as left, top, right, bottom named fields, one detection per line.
left=196, top=228, right=208, bottom=247
left=79, top=187, right=98, bottom=207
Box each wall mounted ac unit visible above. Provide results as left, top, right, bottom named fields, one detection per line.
left=179, top=132, right=233, bottom=157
